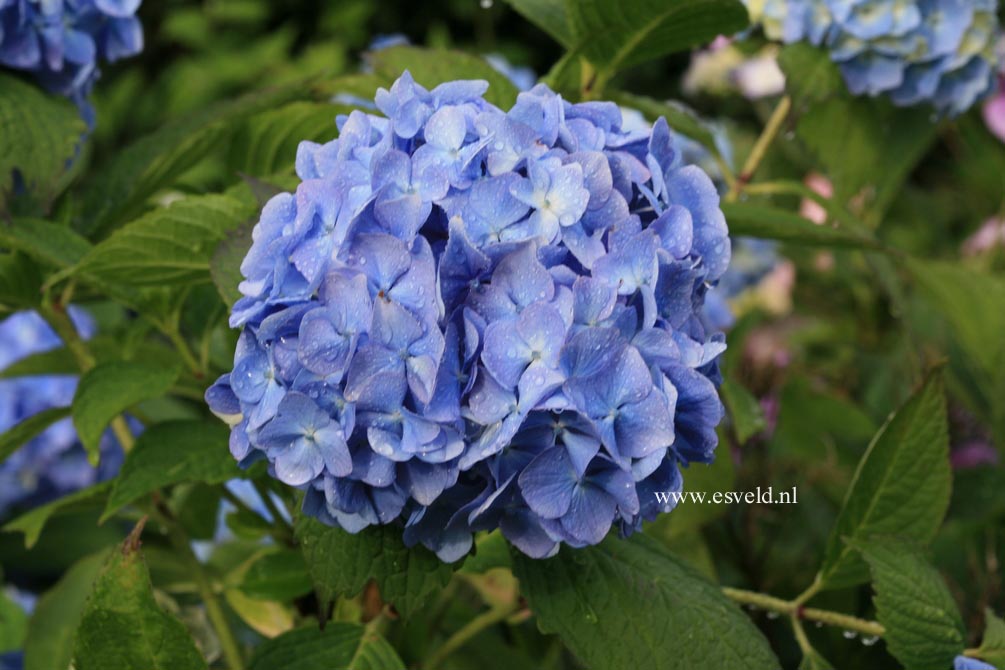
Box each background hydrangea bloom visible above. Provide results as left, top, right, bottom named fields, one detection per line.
left=0, top=0, right=144, bottom=124
left=207, top=72, right=732, bottom=561
left=0, top=310, right=122, bottom=518
left=746, top=0, right=1003, bottom=115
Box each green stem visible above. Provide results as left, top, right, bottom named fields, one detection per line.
left=722, top=587, right=885, bottom=638
left=727, top=95, right=792, bottom=202
left=163, top=325, right=204, bottom=379
left=425, top=603, right=521, bottom=670
left=251, top=480, right=294, bottom=534
left=152, top=503, right=246, bottom=670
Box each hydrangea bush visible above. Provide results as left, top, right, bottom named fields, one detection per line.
left=0, top=0, right=143, bottom=123
left=2, top=2, right=1004, bottom=670
left=749, top=0, right=1002, bottom=114
left=207, top=72, right=731, bottom=560
left=0, top=310, right=121, bottom=518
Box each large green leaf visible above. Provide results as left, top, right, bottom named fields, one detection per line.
left=907, top=260, right=1005, bottom=433
left=248, top=624, right=403, bottom=670
left=295, top=516, right=454, bottom=618
left=776, top=43, right=844, bottom=106
left=368, top=46, right=521, bottom=109
left=102, top=420, right=241, bottom=521
left=0, top=589, right=28, bottom=653
left=721, top=202, right=886, bottom=250
left=0, top=252, right=44, bottom=312
left=227, top=102, right=345, bottom=177
left=80, top=83, right=307, bottom=236
left=501, top=0, right=574, bottom=46
left=0, top=406, right=72, bottom=464
left=73, top=194, right=256, bottom=287
left=852, top=537, right=965, bottom=670
left=512, top=534, right=779, bottom=669
left=72, top=361, right=179, bottom=461
left=23, top=550, right=110, bottom=670
left=235, top=547, right=313, bottom=602
left=0, top=73, right=84, bottom=208
left=816, top=370, right=950, bottom=589
left=566, top=0, right=749, bottom=73
left=73, top=528, right=208, bottom=670
left=974, top=608, right=1005, bottom=668
left=3, top=481, right=112, bottom=549
left=0, top=219, right=92, bottom=269
left=795, top=96, right=936, bottom=212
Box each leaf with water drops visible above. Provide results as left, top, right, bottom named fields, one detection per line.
left=71, top=193, right=258, bottom=288
left=512, top=534, right=779, bottom=669
left=850, top=536, right=965, bottom=670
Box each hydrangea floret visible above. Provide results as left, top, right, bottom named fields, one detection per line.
left=207, top=72, right=731, bottom=561
left=0, top=310, right=121, bottom=517
left=747, top=0, right=1002, bottom=115
left=0, top=0, right=144, bottom=124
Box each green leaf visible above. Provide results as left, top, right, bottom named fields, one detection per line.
left=721, top=378, right=767, bottom=444
left=0, top=589, right=28, bottom=653
left=975, top=608, right=1005, bottom=667
left=73, top=528, right=208, bottom=670
left=73, top=194, right=257, bottom=287
left=0, top=406, right=72, bottom=464
left=3, top=481, right=112, bottom=549
left=81, top=83, right=307, bottom=236
left=0, top=219, right=92, bottom=269
left=907, top=260, right=1005, bottom=391
left=798, top=648, right=835, bottom=670
left=227, top=102, right=346, bottom=177
left=368, top=46, right=521, bottom=109
left=720, top=202, right=885, bottom=250
left=512, top=534, right=778, bottom=669
left=237, top=548, right=313, bottom=601
left=851, top=537, right=965, bottom=670
left=777, top=43, right=843, bottom=106
left=23, top=550, right=110, bottom=670
left=248, top=623, right=404, bottom=670
left=501, top=0, right=573, bottom=46
left=566, top=0, right=749, bottom=73
left=103, top=420, right=241, bottom=520
left=72, top=361, right=179, bottom=461
left=816, top=370, right=950, bottom=589
left=795, top=97, right=936, bottom=212
left=0, top=73, right=85, bottom=208
left=0, top=252, right=44, bottom=312
left=211, top=219, right=256, bottom=306
left=295, top=515, right=454, bottom=618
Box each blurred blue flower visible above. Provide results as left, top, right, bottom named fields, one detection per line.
left=954, top=656, right=997, bottom=670
left=0, top=309, right=123, bottom=519
left=208, top=72, right=732, bottom=560
left=749, top=0, right=1002, bottom=114
left=0, top=0, right=144, bottom=125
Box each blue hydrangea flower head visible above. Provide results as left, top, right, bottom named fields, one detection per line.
left=208, top=72, right=732, bottom=561
left=0, top=309, right=123, bottom=518
left=0, top=0, right=144, bottom=125
left=746, top=0, right=1003, bottom=114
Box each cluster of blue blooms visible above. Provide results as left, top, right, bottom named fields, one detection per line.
left=0, top=0, right=143, bottom=124
left=751, top=0, right=1002, bottom=114
left=207, top=72, right=731, bottom=561
left=0, top=310, right=121, bottom=518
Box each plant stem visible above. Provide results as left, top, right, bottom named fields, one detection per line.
left=151, top=502, right=247, bottom=670
left=251, top=480, right=294, bottom=533
left=722, top=587, right=885, bottom=638
left=425, top=603, right=520, bottom=670
left=727, top=95, right=792, bottom=202
left=163, top=325, right=204, bottom=379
